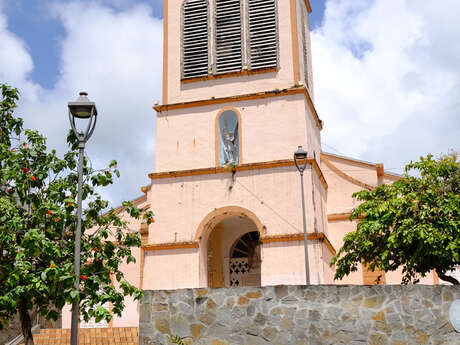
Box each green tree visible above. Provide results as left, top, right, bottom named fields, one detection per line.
left=331, top=153, right=460, bottom=285
left=0, top=84, right=155, bottom=344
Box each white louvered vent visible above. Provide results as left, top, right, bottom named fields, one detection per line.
left=182, top=0, right=210, bottom=79
left=215, top=0, right=243, bottom=74
left=247, top=0, right=278, bottom=70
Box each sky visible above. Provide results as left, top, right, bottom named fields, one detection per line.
left=0, top=0, right=459, bottom=207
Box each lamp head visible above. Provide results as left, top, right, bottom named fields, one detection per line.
left=294, top=146, right=308, bottom=173
left=68, top=92, right=98, bottom=119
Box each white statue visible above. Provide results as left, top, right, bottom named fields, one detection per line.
left=222, top=120, right=236, bottom=164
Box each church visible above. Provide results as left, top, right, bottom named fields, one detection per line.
left=58, top=0, right=440, bottom=333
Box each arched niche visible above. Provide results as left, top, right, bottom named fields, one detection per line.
left=215, top=108, right=242, bottom=166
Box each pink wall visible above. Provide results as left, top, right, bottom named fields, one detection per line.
left=143, top=165, right=329, bottom=289
left=327, top=219, right=364, bottom=284
left=143, top=248, right=200, bottom=290
left=155, top=95, right=321, bottom=172
left=147, top=167, right=323, bottom=243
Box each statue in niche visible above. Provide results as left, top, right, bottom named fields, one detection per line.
left=219, top=110, right=239, bottom=166
left=222, top=120, right=236, bottom=164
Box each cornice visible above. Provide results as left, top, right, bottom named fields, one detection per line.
left=142, top=241, right=199, bottom=251
left=103, top=194, right=148, bottom=216
left=321, top=152, right=402, bottom=180
left=142, top=232, right=335, bottom=255
left=322, top=157, right=375, bottom=191
left=147, top=158, right=328, bottom=190
left=328, top=213, right=353, bottom=221
left=304, top=0, right=312, bottom=13
left=181, top=67, right=278, bottom=84
left=261, top=232, right=336, bottom=255
left=153, top=86, right=323, bottom=131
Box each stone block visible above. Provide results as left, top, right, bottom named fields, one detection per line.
left=246, top=291, right=263, bottom=299
left=206, top=298, right=216, bottom=310
left=155, top=319, right=171, bottom=334
left=414, top=330, right=429, bottom=345
left=254, top=312, right=266, bottom=326
left=140, top=303, right=152, bottom=322
left=262, top=326, right=277, bottom=342
left=176, top=301, right=194, bottom=315
left=238, top=296, right=250, bottom=305
left=245, top=334, right=272, bottom=345
left=274, top=285, right=288, bottom=299
left=196, top=289, right=208, bottom=297
left=369, top=332, right=388, bottom=345
left=171, top=315, right=191, bottom=338
left=198, top=311, right=216, bottom=326
left=206, top=323, right=232, bottom=340
left=281, top=296, right=298, bottom=305
left=364, top=295, right=384, bottom=309
left=190, top=323, right=204, bottom=339
left=152, top=303, right=168, bottom=312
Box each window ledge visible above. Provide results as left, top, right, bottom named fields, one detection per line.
left=182, top=67, right=278, bottom=84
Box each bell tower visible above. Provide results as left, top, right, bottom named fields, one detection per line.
left=142, top=0, right=335, bottom=290
left=156, top=0, right=320, bottom=172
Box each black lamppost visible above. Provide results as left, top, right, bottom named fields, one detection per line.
left=68, top=92, right=97, bottom=345
left=294, top=146, right=310, bottom=285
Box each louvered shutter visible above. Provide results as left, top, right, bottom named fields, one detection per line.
left=182, top=0, right=210, bottom=79
left=247, top=0, right=278, bottom=70
left=215, top=0, right=243, bottom=74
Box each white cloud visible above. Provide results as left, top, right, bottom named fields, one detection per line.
left=0, top=9, right=42, bottom=102
left=0, top=1, right=163, bottom=205
left=312, top=0, right=460, bottom=172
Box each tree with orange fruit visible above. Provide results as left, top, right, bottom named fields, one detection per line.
left=0, top=84, right=154, bottom=345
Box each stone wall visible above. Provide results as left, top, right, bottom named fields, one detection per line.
left=140, top=285, right=460, bottom=345
left=0, top=313, right=61, bottom=345
left=0, top=315, right=21, bottom=345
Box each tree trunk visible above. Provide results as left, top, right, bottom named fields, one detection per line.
left=438, top=271, right=460, bottom=285
left=19, top=299, right=34, bottom=345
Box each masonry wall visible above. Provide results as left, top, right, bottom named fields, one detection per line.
left=140, top=285, right=460, bottom=345
left=0, top=314, right=61, bottom=344
left=0, top=314, right=21, bottom=345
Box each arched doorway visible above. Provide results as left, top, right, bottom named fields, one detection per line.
left=205, top=215, right=261, bottom=288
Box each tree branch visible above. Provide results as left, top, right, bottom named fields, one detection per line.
left=438, top=271, right=459, bottom=285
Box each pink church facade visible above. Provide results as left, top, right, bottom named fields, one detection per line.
left=61, top=0, right=440, bottom=329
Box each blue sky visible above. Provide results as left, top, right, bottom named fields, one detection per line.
left=0, top=0, right=459, bottom=205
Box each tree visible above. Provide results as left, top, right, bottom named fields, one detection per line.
left=0, top=84, right=155, bottom=344
left=331, top=153, right=460, bottom=285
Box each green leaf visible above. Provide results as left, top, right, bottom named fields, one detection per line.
left=70, top=290, right=79, bottom=300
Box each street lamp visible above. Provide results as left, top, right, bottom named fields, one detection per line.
left=68, top=92, right=97, bottom=345
left=294, top=146, right=310, bottom=285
